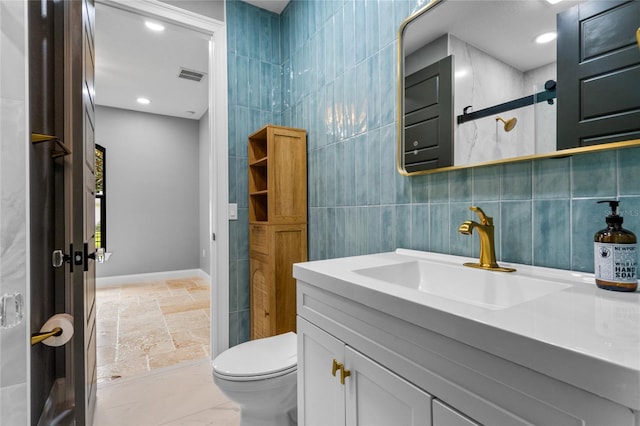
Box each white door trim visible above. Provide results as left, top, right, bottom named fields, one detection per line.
left=97, top=0, right=230, bottom=357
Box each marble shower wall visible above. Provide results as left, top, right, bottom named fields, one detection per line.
left=0, top=1, right=29, bottom=424
left=450, top=35, right=556, bottom=165
left=525, top=62, right=557, bottom=155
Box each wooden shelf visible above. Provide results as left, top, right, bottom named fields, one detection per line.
left=250, top=157, right=268, bottom=167
left=249, top=192, right=268, bottom=222
left=248, top=128, right=268, bottom=163
left=250, top=190, right=268, bottom=196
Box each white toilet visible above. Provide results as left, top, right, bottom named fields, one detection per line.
left=212, top=332, right=297, bottom=426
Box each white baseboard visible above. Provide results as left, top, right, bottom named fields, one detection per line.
left=96, top=269, right=210, bottom=288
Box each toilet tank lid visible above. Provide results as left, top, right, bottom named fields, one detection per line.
left=213, top=332, right=297, bottom=377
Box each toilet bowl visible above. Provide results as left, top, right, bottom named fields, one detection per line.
left=212, top=332, right=297, bottom=426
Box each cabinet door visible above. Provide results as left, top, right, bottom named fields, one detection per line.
left=273, top=225, right=306, bottom=334
left=345, top=347, right=432, bottom=426
left=249, top=223, right=268, bottom=255
left=250, top=256, right=274, bottom=339
left=432, top=400, right=480, bottom=426
left=268, top=127, right=307, bottom=224
left=297, top=317, right=346, bottom=426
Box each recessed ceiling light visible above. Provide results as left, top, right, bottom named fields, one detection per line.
left=137, top=97, right=151, bottom=105
left=145, top=21, right=165, bottom=32
left=535, top=32, right=557, bottom=44
left=546, top=0, right=563, bottom=4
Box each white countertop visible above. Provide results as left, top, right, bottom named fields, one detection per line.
left=293, top=249, right=640, bottom=410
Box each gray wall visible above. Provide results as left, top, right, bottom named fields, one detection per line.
left=95, top=106, right=201, bottom=277
left=199, top=111, right=211, bottom=274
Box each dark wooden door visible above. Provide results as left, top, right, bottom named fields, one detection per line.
left=403, top=55, right=453, bottom=172
left=28, top=0, right=96, bottom=423
left=65, top=0, right=97, bottom=423
left=28, top=0, right=88, bottom=423
left=28, top=0, right=64, bottom=422
left=557, top=0, right=640, bottom=149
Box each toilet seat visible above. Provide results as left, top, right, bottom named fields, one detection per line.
left=213, top=332, right=297, bottom=382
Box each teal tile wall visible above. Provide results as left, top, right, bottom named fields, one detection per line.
left=226, top=0, right=282, bottom=346
left=227, top=0, right=640, bottom=346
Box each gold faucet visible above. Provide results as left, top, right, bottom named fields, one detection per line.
left=458, top=206, right=516, bottom=272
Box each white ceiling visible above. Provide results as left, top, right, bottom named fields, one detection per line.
left=95, top=3, right=210, bottom=120
left=244, top=0, right=290, bottom=14
left=404, top=0, right=581, bottom=72
left=94, top=1, right=290, bottom=121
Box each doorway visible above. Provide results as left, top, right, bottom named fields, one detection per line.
left=92, top=102, right=212, bottom=381
left=93, top=0, right=229, bottom=380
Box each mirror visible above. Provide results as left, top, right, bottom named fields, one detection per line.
left=397, top=0, right=640, bottom=175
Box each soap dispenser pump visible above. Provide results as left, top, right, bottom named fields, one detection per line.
left=594, top=200, right=638, bottom=292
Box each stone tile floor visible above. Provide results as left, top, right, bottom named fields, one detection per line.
left=94, top=359, right=239, bottom=426
left=94, top=277, right=240, bottom=425
left=96, top=276, right=211, bottom=383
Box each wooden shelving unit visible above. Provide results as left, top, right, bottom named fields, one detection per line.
left=248, top=124, right=307, bottom=340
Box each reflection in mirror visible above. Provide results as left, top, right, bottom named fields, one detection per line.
left=399, top=0, right=579, bottom=173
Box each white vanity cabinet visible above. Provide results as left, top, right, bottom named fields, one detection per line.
left=297, top=317, right=432, bottom=425
left=295, top=276, right=638, bottom=426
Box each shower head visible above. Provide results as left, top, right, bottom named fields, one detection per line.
left=496, top=116, right=517, bottom=132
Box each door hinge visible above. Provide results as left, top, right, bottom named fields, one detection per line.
left=212, top=233, right=216, bottom=241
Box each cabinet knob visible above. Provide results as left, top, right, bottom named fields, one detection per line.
left=331, top=359, right=351, bottom=385
left=264, top=310, right=269, bottom=317
left=331, top=359, right=342, bottom=377
left=340, top=366, right=351, bottom=385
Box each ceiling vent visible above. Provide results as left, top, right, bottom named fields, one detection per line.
left=178, top=68, right=207, bottom=82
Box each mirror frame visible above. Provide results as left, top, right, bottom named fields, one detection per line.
left=396, top=0, right=640, bottom=176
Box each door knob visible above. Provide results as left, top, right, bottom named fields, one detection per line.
left=52, top=250, right=70, bottom=268
left=52, top=245, right=74, bottom=271
left=84, top=244, right=105, bottom=270
left=0, top=292, right=23, bottom=328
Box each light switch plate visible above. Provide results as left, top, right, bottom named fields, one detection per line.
left=228, top=203, right=238, bottom=220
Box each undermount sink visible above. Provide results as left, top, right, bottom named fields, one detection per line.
left=353, top=259, right=571, bottom=310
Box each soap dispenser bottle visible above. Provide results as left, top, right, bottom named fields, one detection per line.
left=594, top=200, right=638, bottom=292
